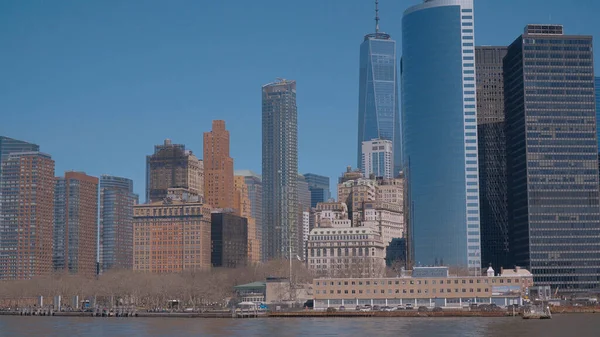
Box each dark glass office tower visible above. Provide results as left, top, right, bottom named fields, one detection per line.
left=505, top=25, right=600, bottom=292
left=304, top=173, right=331, bottom=207
left=476, top=46, right=509, bottom=271
left=357, top=2, right=401, bottom=176
left=262, top=79, right=298, bottom=260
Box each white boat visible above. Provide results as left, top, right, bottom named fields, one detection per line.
left=522, top=305, right=552, bottom=319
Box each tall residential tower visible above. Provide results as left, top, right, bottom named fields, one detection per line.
left=402, top=0, right=481, bottom=268
left=0, top=152, right=54, bottom=280
left=262, top=79, right=299, bottom=260
left=99, top=175, right=138, bottom=272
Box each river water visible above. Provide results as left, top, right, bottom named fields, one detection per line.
left=0, top=314, right=598, bottom=337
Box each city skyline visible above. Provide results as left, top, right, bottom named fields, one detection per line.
left=2, top=0, right=599, bottom=200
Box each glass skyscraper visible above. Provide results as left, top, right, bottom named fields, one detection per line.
left=99, top=175, right=138, bottom=273
left=476, top=46, right=509, bottom=272
left=505, top=25, right=600, bottom=292
left=304, top=173, right=331, bottom=207
left=357, top=15, right=401, bottom=177
left=262, top=79, right=299, bottom=260
left=402, top=0, right=481, bottom=268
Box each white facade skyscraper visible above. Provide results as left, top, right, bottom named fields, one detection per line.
left=361, top=139, right=393, bottom=179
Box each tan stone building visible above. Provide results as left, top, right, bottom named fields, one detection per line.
left=234, top=176, right=260, bottom=264
left=356, top=201, right=404, bottom=246
left=313, top=201, right=351, bottom=228
left=312, top=266, right=534, bottom=309
left=146, top=139, right=203, bottom=203
left=133, top=191, right=211, bottom=272
left=203, top=120, right=234, bottom=210
left=337, top=177, right=376, bottom=226
left=307, top=226, right=386, bottom=278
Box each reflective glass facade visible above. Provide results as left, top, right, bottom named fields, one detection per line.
left=402, top=0, right=480, bottom=268
left=304, top=173, right=331, bottom=208
left=99, top=175, right=138, bottom=273
left=476, top=47, right=509, bottom=272
left=357, top=32, right=401, bottom=176
left=505, top=27, right=600, bottom=292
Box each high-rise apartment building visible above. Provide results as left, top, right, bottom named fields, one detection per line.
left=476, top=46, right=509, bottom=272
left=262, top=79, right=299, bottom=260
left=0, top=136, right=39, bottom=177
left=204, top=120, right=234, bottom=209
left=596, top=77, right=600, bottom=152
left=133, top=191, right=211, bottom=272
left=0, top=152, right=54, bottom=280
left=304, top=173, right=331, bottom=207
left=505, top=25, right=600, bottom=292
left=233, top=175, right=260, bottom=263
left=362, top=139, right=393, bottom=179
left=402, top=0, right=481, bottom=268
left=235, top=170, right=263, bottom=261
left=146, top=139, right=203, bottom=203
left=99, top=175, right=138, bottom=272
left=211, top=212, right=248, bottom=268
left=53, top=171, right=99, bottom=277
left=357, top=2, right=401, bottom=176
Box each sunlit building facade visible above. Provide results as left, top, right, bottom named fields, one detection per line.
left=402, top=0, right=481, bottom=268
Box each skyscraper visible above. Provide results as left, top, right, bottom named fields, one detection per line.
left=145, top=139, right=203, bottom=203
left=304, top=173, right=331, bottom=207
left=99, top=175, right=138, bottom=272
left=0, top=152, right=54, bottom=280
left=262, top=79, right=298, bottom=260
left=402, top=0, right=481, bottom=268
left=361, top=139, right=393, bottom=179
left=233, top=175, right=260, bottom=263
left=0, top=136, right=39, bottom=177
left=357, top=1, right=401, bottom=176
left=204, top=120, right=234, bottom=210
left=235, top=170, right=263, bottom=262
left=596, top=77, right=600, bottom=151
left=504, top=25, right=600, bottom=292
left=54, top=171, right=99, bottom=277
left=476, top=46, right=509, bottom=272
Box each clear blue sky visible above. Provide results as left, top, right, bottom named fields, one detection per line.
left=1, top=0, right=599, bottom=199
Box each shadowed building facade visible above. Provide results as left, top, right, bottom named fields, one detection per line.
left=53, top=171, right=99, bottom=278
left=504, top=25, right=600, bottom=292
left=99, top=175, right=138, bottom=272
left=211, top=212, right=248, bottom=268
left=476, top=46, right=509, bottom=272
left=146, top=139, right=203, bottom=203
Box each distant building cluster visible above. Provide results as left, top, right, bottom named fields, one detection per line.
left=1, top=0, right=600, bottom=296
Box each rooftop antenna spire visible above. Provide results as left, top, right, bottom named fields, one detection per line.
left=375, top=0, right=380, bottom=34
